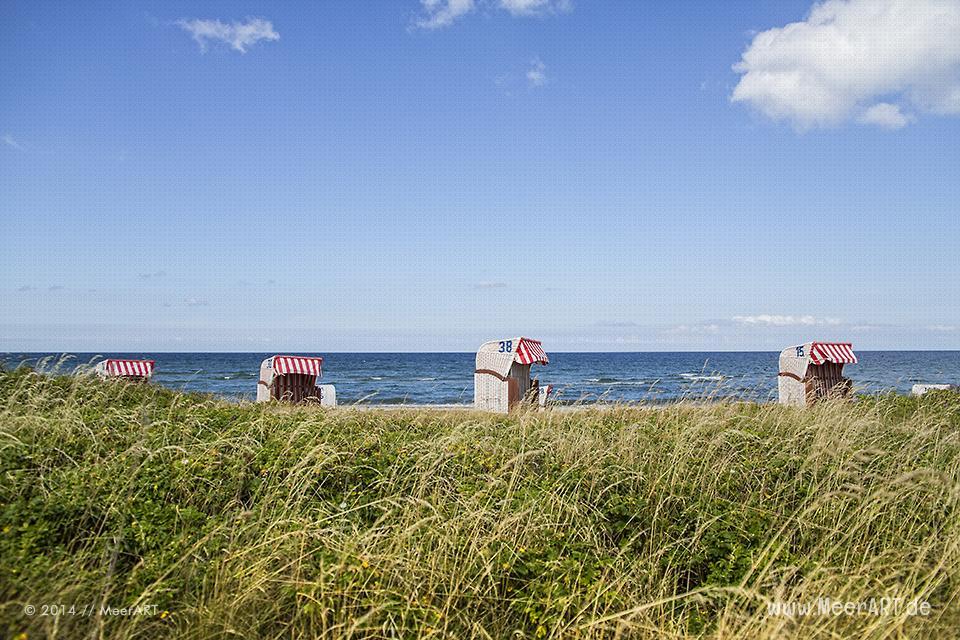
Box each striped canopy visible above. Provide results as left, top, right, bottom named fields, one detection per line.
left=515, top=338, right=549, bottom=365
left=105, top=359, right=155, bottom=377
left=272, top=355, right=323, bottom=377
left=809, top=342, right=857, bottom=366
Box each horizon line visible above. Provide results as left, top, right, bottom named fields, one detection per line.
left=3, top=349, right=959, bottom=355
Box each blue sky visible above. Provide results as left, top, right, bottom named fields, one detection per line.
left=2, top=0, right=959, bottom=351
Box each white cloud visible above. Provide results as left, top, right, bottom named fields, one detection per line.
left=858, top=102, right=914, bottom=129
left=733, top=315, right=841, bottom=326
left=415, top=0, right=569, bottom=29
left=526, top=58, right=547, bottom=87
left=415, top=0, right=476, bottom=29
left=499, top=0, right=572, bottom=16
left=731, top=0, right=960, bottom=129
left=176, top=17, right=279, bottom=53
left=3, top=134, right=22, bottom=150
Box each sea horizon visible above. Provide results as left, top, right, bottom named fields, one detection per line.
left=5, top=350, right=958, bottom=405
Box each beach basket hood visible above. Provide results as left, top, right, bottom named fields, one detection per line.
left=271, top=355, right=323, bottom=378
left=808, top=342, right=857, bottom=366
left=779, top=342, right=857, bottom=380
left=475, top=337, right=548, bottom=378
left=100, top=359, right=155, bottom=378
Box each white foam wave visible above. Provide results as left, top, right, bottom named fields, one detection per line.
left=680, top=373, right=724, bottom=382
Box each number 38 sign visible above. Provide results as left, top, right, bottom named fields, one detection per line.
left=499, top=340, right=513, bottom=353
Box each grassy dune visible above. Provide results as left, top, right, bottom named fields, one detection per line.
left=1, top=369, right=959, bottom=639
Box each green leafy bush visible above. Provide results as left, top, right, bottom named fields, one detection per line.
left=1, top=369, right=958, bottom=638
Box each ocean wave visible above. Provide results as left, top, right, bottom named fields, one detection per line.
left=219, top=373, right=258, bottom=380
left=585, top=377, right=649, bottom=386
left=354, top=396, right=409, bottom=405
left=679, top=373, right=724, bottom=382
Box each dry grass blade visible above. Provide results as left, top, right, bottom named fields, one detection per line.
left=0, top=369, right=958, bottom=639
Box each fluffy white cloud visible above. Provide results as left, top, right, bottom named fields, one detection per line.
left=415, top=0, right=569, bottom=29
left=733, top=315, right=841, bottom=326
left=526, top=59, right=547, bottom=86
left=177, top=17, right=279, bottom=53
left=858, top=102, right=914, bottom=128
left=731, top=0, right=960, bottom=129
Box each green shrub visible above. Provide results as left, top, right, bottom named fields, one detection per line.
left=1, top=369, right=958, bottom=638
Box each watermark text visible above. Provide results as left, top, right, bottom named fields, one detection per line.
left=767, top=597, right=931, bottom=617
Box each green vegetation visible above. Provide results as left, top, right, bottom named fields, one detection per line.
left=1, top=368, right=958, bottom=639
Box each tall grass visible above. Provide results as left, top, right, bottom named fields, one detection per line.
left=1, top=368, right=958, bottom=639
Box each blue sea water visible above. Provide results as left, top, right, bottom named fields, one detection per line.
left=2, top=352, right=958, bottom=405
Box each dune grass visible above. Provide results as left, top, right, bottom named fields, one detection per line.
left=1, top=368, right=958, bottom=639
